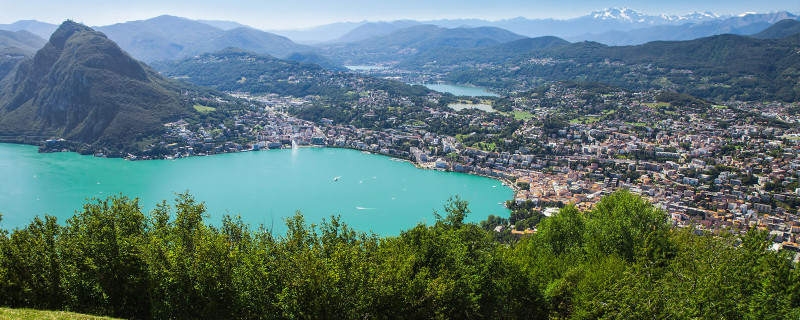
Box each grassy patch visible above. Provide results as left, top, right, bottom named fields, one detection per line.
left=512, top=110, right=535, bottom=120
left=625, top=122, right=648, bottom=127
left=713, top=105, right=728, bottom=109
left=644, top=102, right=671, bottom=108
left=193, top=104, right=216, bottom=113
left=0, top=308, right=119, bottom=320
left=474, top=142, right=496, bottom=151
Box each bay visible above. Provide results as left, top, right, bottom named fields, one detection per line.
left=422, top=83, right=500, bottom=97
left=0, top=143, right=512, bottom=235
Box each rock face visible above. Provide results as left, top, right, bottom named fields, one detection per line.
left=0, top=20, right=193, bottom=152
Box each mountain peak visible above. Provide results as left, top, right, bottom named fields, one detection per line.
left=590, top=8, right=645, bottom=22
left=49, top=20, right=97, bottom=47
left=0, top=20, right=194, bottom=153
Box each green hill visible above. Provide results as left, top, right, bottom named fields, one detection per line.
left=399, top=36, right=570, bottom=69
left=443, top=33, right=800, bottom=101
left=0, top=21, right=198, bottom=155
left=152, top=48, right=430, bottom=98
left=751, top=18, right=800, bottom=39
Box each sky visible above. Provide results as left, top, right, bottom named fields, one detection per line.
left=0, top=0, right=798, bottom=30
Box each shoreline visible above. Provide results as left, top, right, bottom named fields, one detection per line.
left=3, top=141, right=519, bottom=197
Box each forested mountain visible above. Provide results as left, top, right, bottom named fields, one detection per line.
left=0, top=21, right=198, bottom=153
left=399, top=36, right=570, bottom=69
left=318, top=24, right=528, bottom=64
left=437, top=32, right=800, bottom=101
left=751, top=18, right=800, bottom=39
left=95, top=15, right=313, bottom=62
left=152, top=48, right=429, bottom=98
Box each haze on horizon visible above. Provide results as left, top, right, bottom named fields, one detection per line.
left=0, top=0, right=798, bottom=30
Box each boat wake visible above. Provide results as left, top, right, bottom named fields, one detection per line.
left=356, top=207, right=376, bottom=210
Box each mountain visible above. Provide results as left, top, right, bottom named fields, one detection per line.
left=330, top=20, right=422, bottom=43
left=572, top=11, right=798, bottom=45
left=95, top=15, right=312, bottom=62
left=319, top=24, right=527, bottom=65
left=0, top=21, right=197, bottom=153
left=399, top=36, right=570, bottom=69
left=285, top=51, right=347, bottom=71
left=0, top=20, right=59, bottom=40
left=417, top=8, right=725, bottom=39
left=196, top=19, right=253, bottom=31
left=445, top=33, right=800, bottom=101
left=0, top=30, right=46, bottom=52
left=751, top=18, right=800, bottom=38
left=269, top=22, right=367, bottom=44
left=151, top=49, right=432, bottom=113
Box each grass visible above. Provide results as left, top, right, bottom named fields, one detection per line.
left=625, top=122, right=648, bottom=127
left=193, top=104, right=216, bottom=113
left=713, top=105, right=728, bottom=109
left=512, top=110, right=535, bottom=120
left=0, top=308, right=119, bottom=320
left=644, top=102, right=670, bottom=108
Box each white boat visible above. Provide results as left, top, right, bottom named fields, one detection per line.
left=334, top=176, right=340, bottom=181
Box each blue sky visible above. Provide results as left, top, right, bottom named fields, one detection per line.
left=1, top=0, right=798, bottom=29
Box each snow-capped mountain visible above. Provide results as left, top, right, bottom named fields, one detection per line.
left=589, top=8, right=649, bottom=22
left=585, top=8, right=724, bottom=25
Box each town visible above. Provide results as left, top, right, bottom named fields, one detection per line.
left=87, top=82, right=800, bottom=259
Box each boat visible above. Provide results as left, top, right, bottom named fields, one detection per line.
left=334, top=176, right=340, bottom=181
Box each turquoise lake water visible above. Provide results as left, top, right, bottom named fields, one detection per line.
left=422, top=83, right=500, bottom=97
left=0, top=144, right=512, bottom=235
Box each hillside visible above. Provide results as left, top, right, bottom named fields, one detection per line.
left=0, top=21, right=197, bottom=154
left=319, top=24, right=528, bottom=64
left=96, top=15, right=312, bottom=62
left=751, top=18, right=800, bottom=38
left=0, top=30, right=45, bottom=52
left=0, top=31, right=43, bottom=80
left=399, top=36, right=570, bottom=69
left=442, top=33, right=800, bottom=101
left=330, top=20, right=422, bottom=43
left=152, top=48, right=429, bottom=98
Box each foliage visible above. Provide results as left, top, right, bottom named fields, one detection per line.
left=0, top=307, right=120, bottom=319
left=1, top=191, right=798, bottom=319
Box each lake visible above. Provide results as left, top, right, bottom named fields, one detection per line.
left=422, top=83, right=500, bottom=97
left=0, top=144, right=512, bottom=235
